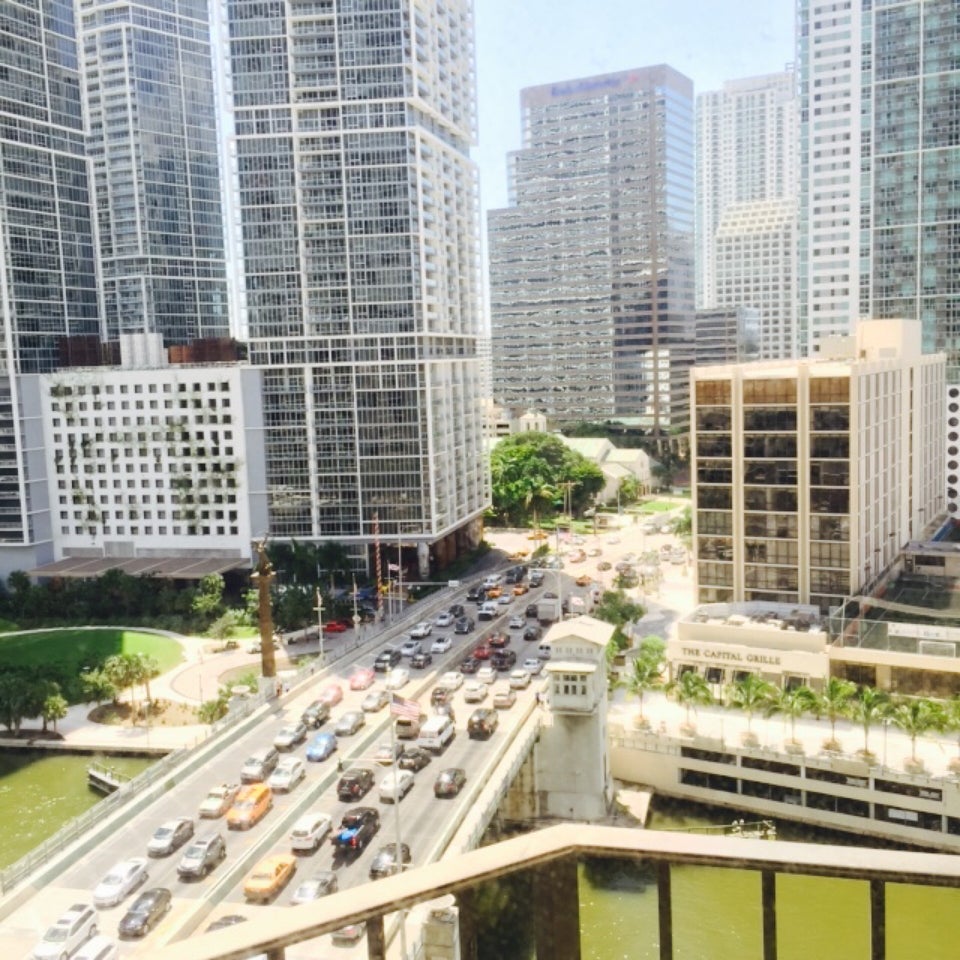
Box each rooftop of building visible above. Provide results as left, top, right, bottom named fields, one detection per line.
left=683, top=600, right=824, bottom=634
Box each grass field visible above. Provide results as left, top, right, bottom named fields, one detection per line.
left=0, top=628, right=182, bottom=678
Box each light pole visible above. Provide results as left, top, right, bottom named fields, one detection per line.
left=314, top=588, right=325, bottom=666
left=352, top=577, right=362, bottom=647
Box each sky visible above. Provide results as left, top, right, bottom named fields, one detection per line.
left=473, top=0, right=797, bottom=213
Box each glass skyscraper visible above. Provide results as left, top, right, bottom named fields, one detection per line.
left=488, top=65, right=696, bottom=436
left=226, top=0, right=487, bottom=567
left=77, top=0, right=229, bottom=344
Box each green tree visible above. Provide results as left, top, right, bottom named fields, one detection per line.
left=849, top=686, right=890, bottom=756
left=817, top=676, right=857, bottom=746
left=673, top=507, right=692, bottom=548
left=637, top=635, right=666, bottom=665
left=191, top=573, right=225, bottom=620
left=210, top=610, right=240, bottom=642
left=198, top=696, right=229, bottom=724
left=946, top=696, right=960, bottom=763
left=667, top=670, right=713, bottom=728
left=890, top=697, right=945, bottom=764
left=80, top=668, right=116, bottom=706
left=103, top=653, right=140, bottom=711
left=766, top=685, right=818, bottom=744
left=133, top=652, right=160, bottom=704
left=619, top=655, right=663, bottom=723
left=0, top=672, right=29, bottom=733
left=41, top=692, right=69, bottom=733
left=727, top=674, right=777, bottom=735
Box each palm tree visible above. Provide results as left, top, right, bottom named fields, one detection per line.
left=849, top=686, right=890, bottom=757
left=666, top=671, right=713, bottom=730
left=133, top=653, right=160, bottom=705
left=726, top=673, right=776, bottom=735
left=889, top=697, right=946, bottom=764
left=103, top=653, right=140, bottom=713
left=766, top=685, right=818, bottom=746
left=945, top=696, right=960, bottom=766
left=619, top=656, right=663, bottom=724
left=817, top=676, right=857, bottom=747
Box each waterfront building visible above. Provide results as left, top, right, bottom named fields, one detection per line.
left=0, top=0, right=101, bottom=575
left=225, top=0, right=487, bottom=574
left=488, top=65, right=696, bottom=436
left=696, top=72, right=799, bottom=360
left=692, top=319, right=945, bottom=614
left=77, top=0, right=230, bottom=344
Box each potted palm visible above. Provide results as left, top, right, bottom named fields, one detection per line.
left=666, top=671, right=713, bottom=738
left=889, top=697, right=945, bottom=774
left=946, top=696, right=960, bottom=775
left=849, top=686, right=890, bottom=763
left=816, top=677, right=856, bottom=753
left=619, top=655, right=663, bottom=730
left=726, top=673, right=776, bottom=747
left=766, top=685, right=818, bottom=754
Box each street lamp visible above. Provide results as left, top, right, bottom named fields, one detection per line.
left=351, top=577, right=362, bottom=647
left=314, top=587, right=325, bottom=666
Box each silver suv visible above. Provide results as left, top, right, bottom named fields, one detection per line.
left=33, top=903, right=98, bottom=960
left=177, top=833, right=227, bottom=880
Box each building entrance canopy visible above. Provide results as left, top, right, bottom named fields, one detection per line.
left=30, top=555, right=248, bottom=580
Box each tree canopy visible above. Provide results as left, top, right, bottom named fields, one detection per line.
left=489, top=432, right=604, bottom=526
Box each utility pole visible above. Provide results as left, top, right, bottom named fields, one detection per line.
left=252, top=539, right=277, bottom=679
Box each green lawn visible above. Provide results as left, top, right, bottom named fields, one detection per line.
left=0, top=628, right=182, bottom=678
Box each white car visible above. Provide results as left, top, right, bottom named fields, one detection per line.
left=497, top=593, right=514, bottom=606
left=290, top=811, right=332, bottom=852
left=385, top=667, right=410, bottom=691
left=93, top=858, right=149, bottom=908
left=273, top=722, right=307, bottom=751
left=362, top=689, right=390, bottom=712
left=72, top=936, right=118, bottom=960
left=409, top=621, right=433, bottom=638
left=476, top=666, right=497, bottom=685
left=378, top=768, right=415, bottom=803
left=434, top=612, right=455, bottom=628
left=400, top=638, right=422, bottom=657
left=438, top=671, right=464, bottom=691
left=508, top=615, right=525, bottom=629
left=33, top=903, right=99, bottom=960
left=463, top=681, right=487, bottom=704
left=268, top=757, right=306, bottom=792
left=334, top=711, right=366, bottom=736
left=509, top=669, right=532, bottom=689
left=430, top=636, right=453, bottom=654
left=522, top=658, right=543, bottom=676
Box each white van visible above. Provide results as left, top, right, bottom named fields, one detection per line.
left=396, top=712, right=427, bottom=740
left=538, top=642, right=552, bottom=660
left=478, top=601, right=499, bottom=621
left=417, top=715, right=455, bottom=752
left=482, top=573, right=503, bottom=589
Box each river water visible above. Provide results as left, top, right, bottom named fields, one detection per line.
left=0, top=751, right=153, bottom=869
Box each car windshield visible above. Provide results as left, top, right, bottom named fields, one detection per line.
left=183, top=843, right=204, bottom=858
left=102, top=872, right=123, bottom=885
left=43, top=926, right=69, bottom=942
left=153, top=827, right=173, bottom=839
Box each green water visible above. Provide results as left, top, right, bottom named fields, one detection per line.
left=0, top=751, right=154, bottom=868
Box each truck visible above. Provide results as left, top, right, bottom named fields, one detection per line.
left=537, top=595, right=562, bottom=626
left=333, top=807, right=380, bottom=853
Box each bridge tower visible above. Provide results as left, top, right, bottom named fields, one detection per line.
left=536, top=615, right=614, bottom=820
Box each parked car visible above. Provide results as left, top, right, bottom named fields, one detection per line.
left=305, top=732, right=338, bottom=762
left=333, top=711, right=366, bottom=736
left=301, top=700, right=331, bottom=728
left=430, top=636, right=453, bottom=654
left=147, top=818, right=194, bottom=857
left=198, top=783, right=239, bottom=819
left=378, top=769, right=415, bottom=803
left=369, top=843, right=411, bottom=880
left=243, top=854, right=297, bottom=903
left=374, top=647, right=402, bottom=672
left=337, top=768, right=375, bottom=801
left=32, top=903, right=98, bottom=960
left=493, top=688, right=517, bottom=710
left=361, top=689, right=390, bottom=712
left=290, top=871, right=338, bottom=905
left=409, top=621, right=433, bottom=638
left=118, top=888, right=171, bottom=939
left=467, top=708, right=499, bottom=739
left=454, top=616, right=475, bottom=634
left=177, top=833, right=226, bottom=879
left=349, top=668, right=375, bottom=691
left=289, top=812, right=332, bottom=853
left=410, top=651, right=434, bottom=669
left=240, top=747, right=279, bottom=784
left=93, top=858, right=149, bottom=908
left=333, top=807, right=380, bottom=854
left=273, top=722, right=308, bottom=751
left=433, top=768, right=467, bottom=798
left=398, top=746, right=432, bottom=772
left=268, top=757, right=306, bottom=792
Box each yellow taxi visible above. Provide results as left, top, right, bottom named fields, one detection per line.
left=226, top=783, right=272, bottom=830
left=527, top=530, right=548, bottom=541
left=243, top=854, right=297, bottom=903
left=512, top=583, right=529, bottom=595
left=485, top=585, right=503, bottom=599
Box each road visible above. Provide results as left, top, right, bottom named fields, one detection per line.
left=5, top=569, right=594, bottom=960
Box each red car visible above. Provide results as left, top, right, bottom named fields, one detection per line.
left=349, top=668, right=375, bottom=691
left=488, top=633, right=510, bottom=649
left=324, top=620, right=350, bottom=633
left=472, top=642, right=492, bottom=661
left=319, top=683, right=343, bottom=707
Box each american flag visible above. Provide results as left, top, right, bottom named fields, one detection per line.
left=390, top=694, right=421, bottom=720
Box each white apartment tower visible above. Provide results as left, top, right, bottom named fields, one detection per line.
left=696, top=71, right=799, bottom=360
left=692, top=320, right=945, bottom=614
left=225, top=0, right=488, bottom=571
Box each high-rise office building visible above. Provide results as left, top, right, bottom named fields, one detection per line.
left=77, top=0, right=229, bottom=344
left=226, top=0, right=487, bottom=570
left=0, top=0, right=101, bottom=569
left=488, top=66, right=696, bottom=435
left=696, top=72, right=798, bottom=360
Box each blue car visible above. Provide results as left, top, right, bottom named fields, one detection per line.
left=306, top=732, right=337, bottom=762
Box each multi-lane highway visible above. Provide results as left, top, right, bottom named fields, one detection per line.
left=4, top=567, right=586, bottom=960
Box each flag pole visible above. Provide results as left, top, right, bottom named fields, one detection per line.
left=390, top=713, right=408, bottom=959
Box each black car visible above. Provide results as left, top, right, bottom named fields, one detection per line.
left=467, top=708, right=499, bottom=739
left=301, top=700, right=331, bottom=728
left=374, top=648, right=402, bottom=672
left=369, top=843, right=411, bottom=880
left=465, top=585, right=484, bottom=603
left=410, top=651, right=433, bottom=669
left=431, top=686, right=453, bottom=706
left=448, top=603, right=465, bottom=618
left=523, top=625, right=543, bottom=642
left=488, top=632, right=510, bottom=649
left=525, top=603, right=539, bottom=619
left=529, top=571, right=545, bottom=587
left=454, top=616, right=475, bottom=634
left=459, top=656, right=480, bottom=674
left=398, top=746, right=432, bottom=772
left=491, top=650, right=517, bottom=670
left=434, top=768, right=467, bottom=798
left=337, top=767, right=375, bottom=802
left=118, top=887, right=172, bottom=938
left=177, top=833, right=227, bottom=880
